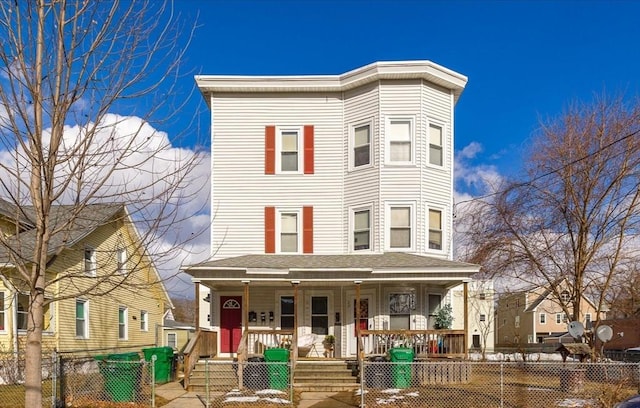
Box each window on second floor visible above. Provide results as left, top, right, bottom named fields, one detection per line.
left=540, top=313, right=546, bottom=324
left=514, top=315, right=520, bottom=328
left=386, top=118, right=413, bottom=164
left=84, top=247, right=96, bottom=276
left=265, top=206, right=313, bottom=254
left=353, top=208, right=371, bottom=251
left=479, top=314, right=486, bottom=322
left=428, top=124, right=443, bottom=166
left=389, top=206, right=412, bottom=250
left=0, top=292, right=4, bottom=331
left=428, top=208, right=443, bottom=250
left=352, top=123, right=372, bottom=169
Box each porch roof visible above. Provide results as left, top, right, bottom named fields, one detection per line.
left=184, top=252, right=480, bottom=284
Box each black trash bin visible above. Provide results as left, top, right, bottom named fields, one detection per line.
left=244, top=357, right=267, bottom=389
left=365, top=356, right=390, bottom=389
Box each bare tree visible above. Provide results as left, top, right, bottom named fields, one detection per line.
left=467, top=279, right=495, bottom=360
left=463, top=94, right=640, bottom=353
left=0, top=1, right=204, bottom=405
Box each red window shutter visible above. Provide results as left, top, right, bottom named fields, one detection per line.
left=265, top=126, right=276, bottom=175
left=265, top=207, right=276, bottom=253
left=303, top=206, right=313, bottom=254
left=304, top=125, right=314, bottom=174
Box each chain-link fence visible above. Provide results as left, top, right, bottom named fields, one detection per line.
left=359, top=360, right=640, bottom=408
left=0, top=351, right=57, bottom=408
left=58, top=353, right=156, bottom=408
left=198, top=359, right=295, bottom=408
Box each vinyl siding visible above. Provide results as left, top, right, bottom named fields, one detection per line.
left=344, top=83, right=380, bottom=252
left=210, top=93, right=344, bottom=257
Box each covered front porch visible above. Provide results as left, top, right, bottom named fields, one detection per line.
left=183, top=253, right=479, bottom=388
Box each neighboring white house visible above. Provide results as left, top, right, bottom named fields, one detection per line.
left=185, top=60, right=484, bottom=358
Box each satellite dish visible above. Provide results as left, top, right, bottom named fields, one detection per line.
left=567, top=321, right=584, bottom=339
left=596, top=325, right=613, bottom=343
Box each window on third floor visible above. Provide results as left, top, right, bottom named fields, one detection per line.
left=352, top=123, right=372, bottom=169
left=428, top=123, right=444, bottom=167
left=386, top=117, right=413, bottom=164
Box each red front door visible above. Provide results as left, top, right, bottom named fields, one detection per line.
left=220, top=296, right=242, bottom=353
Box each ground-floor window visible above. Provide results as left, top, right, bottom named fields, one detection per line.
left=280, top=296, right=294, bottom=329
left=311, top=296, right=328, bottom=335
left=389, top=293, right=411, bottom=330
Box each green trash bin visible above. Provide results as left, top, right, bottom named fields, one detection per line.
left=96, top=352, right=141, bottom=402
left=263, top=348, right=289, bottom=390
left=388, top=347, right=414, bottom=389
left=143, top=346, right=174, bottom=384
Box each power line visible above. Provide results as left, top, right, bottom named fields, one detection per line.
left=454, top=127, right=640, bottom=210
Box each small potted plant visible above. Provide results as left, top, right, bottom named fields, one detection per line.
left=323, top=334, right=335, bottom=357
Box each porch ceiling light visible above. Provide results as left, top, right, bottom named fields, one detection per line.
left=354, top=280, right=362, bottom=284
left=291, top=280, right=300, bottom=284
left=241, top=280, right=250, bottom=284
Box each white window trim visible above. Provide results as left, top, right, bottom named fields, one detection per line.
left=385, top=202, right=416, bottom=252
left=167, top=332, right=177, bottom=349
left=84, top=247, right=96, bottom=276
left=349, top=119, right=374, bottom=171
left=385, top=116, right=415, bottom=165
left=556, top=313, right=562, bottom=324
left=140, top=310, right=148, bottom=332
left=426, top=119, right=447, bottom=169
left=76, top=299, right=89, bottom=339
left=275, top=207, right=303, bottom=254
left=425, top=203, right=447, bottom=254
left=275, top=126, right=304, bottom=174
left=515, top=315, right=520, bottom=328
left=117, top=247, right=127, bottom=275
left=349, top=204, right=374, bottom=252
left=119, top=306, right=128, bottom=341
left=539, top=313, right=546, bottom=325
left=0, top=291, right=5, bottom=333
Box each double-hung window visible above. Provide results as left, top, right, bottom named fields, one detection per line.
left=387, top=118, right=413, bottom=164
left=140, top=310, right=148, bottom=331
left=118, top=306, right=128, bottom=340
left=353, top=208, right=371, bottom=251
left=280, top=296, right=294, bottom=329
left=279, top=211, right=300, bottom=253
left=540, top=313, right=546, bottom=324
left=0, top=292, right=4, bottom=331
left=167, top=333, right=177, bottom=349
left=311, top=296, right=328, bottom=335
left=117, top=248, right=127, bottom=274
left=280, top=129, right=300, bottom=172
left=389, top=206, right=412, bottom=249
left=352, top=123, right=371, bottom=169
left=84, top=247, right=96, bottom=276
left=76, top=299, right=88, bottom=338
left=428, top=208, right=443, bottom=250
left=429, top=124, right=444, bottom=166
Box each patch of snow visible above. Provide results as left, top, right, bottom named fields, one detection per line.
left=406, top=392, right=419, bottom=397
left=225, top=390, right=242, bottom=395
left=261, top=397, right=290, bottom=404
left=255, top=389, right=286, bottom=395
left=223, top=396, right=260, bottom=403
left=381, top=388, right=401, bottom=394
left=556, top=398, right=596, bottom=407
left=354, top=389, right=368, bottom=395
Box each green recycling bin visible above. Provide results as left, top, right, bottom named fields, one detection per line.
left=263, top=348, right=290, bottom=389
left=96, top=352, right=141, bottom=402
left=388, top=347, right=414, bottom=389
left=143, top=346, right=174, bottom=384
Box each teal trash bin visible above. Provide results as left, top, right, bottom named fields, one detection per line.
left=263, top=348, right=290, bottom=390
left=388, top=347, right=414, bottom=389
left=142, top=346, right=174, bottom=384
left=96, top=352, right=141, bottom=402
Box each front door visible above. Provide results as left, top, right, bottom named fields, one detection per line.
left=220, top=296, right=242, bottom=354
left=348, top=295, right=371, bottom=355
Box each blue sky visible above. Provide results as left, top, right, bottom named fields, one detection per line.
left=171, top=0, right=640, bottom=190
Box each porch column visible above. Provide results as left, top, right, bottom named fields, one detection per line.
left=194, top=281, right=200, bottom=332
left=355, top=280, right=362, bottom=360
left=292, top=281, right=299, bottom=361
left=464, top=281, right=469, bottom=358
left=242, top=280, right=250, bottom=334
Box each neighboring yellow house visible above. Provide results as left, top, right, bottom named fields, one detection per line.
left=0, top=199, right=172, bottom=355
left=496, top=279, right=606, bottom=346
left=162, top=309, right=195, bottom=353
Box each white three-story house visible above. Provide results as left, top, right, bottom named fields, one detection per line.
left=184, top=60, right=482, bottom=363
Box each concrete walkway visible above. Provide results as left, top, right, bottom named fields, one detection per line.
left=155, top=382, right=359, bottom=407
